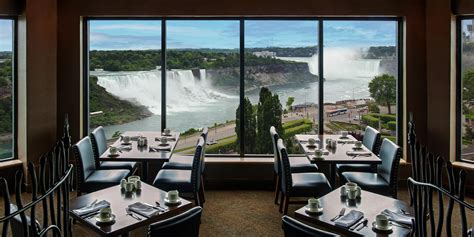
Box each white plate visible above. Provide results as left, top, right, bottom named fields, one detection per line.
left=372, top=221, right=393, bottom=232
left=95, top=214, right=116, bottom=224
left=352, top=146, right=363, bottom=150
left=304, top=205, right=323, bottom=214
left=164, top=197, right=181, bottom=205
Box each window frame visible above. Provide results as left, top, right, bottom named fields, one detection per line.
left=0, top=17, right=18, bottom=161
left=83, top=16, right=403, bottom=158
left=456, top=16, right=474, bottom=163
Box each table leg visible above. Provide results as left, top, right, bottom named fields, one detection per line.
left=330, top=164, right=336, bottom=188
left=142, top=161, right=148, bottom=183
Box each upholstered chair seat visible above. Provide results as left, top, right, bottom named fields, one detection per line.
left=148, top=206, right=202, bottom=237
left=282, top=215, right=340, bottom=237
left=153, top=137, right=205, bottom=206
left=270, top=126, right=318, bottom=208
left=277, top=139, right=332, bottom=215
left=337, top=126, right=381, bottom=175
left=341, top=138, right=402, bottom=198
left=72, top=136, right=130, bottom=195
left=90, top=126, right=137, bottom=172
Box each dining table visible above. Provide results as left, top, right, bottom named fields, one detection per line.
left=294, top=187, right=413, bottom=237
left=100, top=131, right=180, bottom=183
left=295, top=134, right=381, bottom=186
left=69, top=183, right=193, bottom=237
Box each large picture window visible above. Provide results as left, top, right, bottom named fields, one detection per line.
left=85, top=18, right=402, bottom=157
left=0, top=19, right=15, bottom=160
left=459, top=18, right=474, bottom=162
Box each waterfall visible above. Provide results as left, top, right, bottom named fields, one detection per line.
left=92, top=69, right=237, bottom=115
left=278, top=48, right=381, bottom=80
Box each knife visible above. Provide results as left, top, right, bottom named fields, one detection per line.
left=350, top=218, right=367, bottom=231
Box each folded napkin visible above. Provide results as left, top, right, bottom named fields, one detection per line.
left=338, top=140, right=355, bottom=144
left=346, top=151, right=372, bottom=156
left=382, top=209, right=414, bottom=226
left=128, top=202, right=160, bottom=218
left=335, top=210, right=364, bottom=228
left=72, top=200, right=110, bottom=216
left=299, top=137, right=320, bottom=142
left=149, top=145, right=171, bottom=152
left=117, top=145, right=132, bottom=151
left=306, top=150, right=330, bottom=155
left=156, top=136, right=176, bottom=141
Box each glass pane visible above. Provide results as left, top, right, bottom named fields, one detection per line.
left=245, top=20, right=319, bottom=154
left=323, top=21, right=398, bottom=143
left=88, top=20, right=162, bottom=141
left=461, top=19, right=474, bottom=161
left=166, top=21, right=240, bottom=154
left=0, top=20, right=13, bottom=159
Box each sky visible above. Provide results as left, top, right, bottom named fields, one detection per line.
left=89, top=20, right=397, bottom=50
left=0, top=20, right=13, bottom=51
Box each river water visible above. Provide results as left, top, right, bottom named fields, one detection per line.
left=92, top=52, right=383, bottom=138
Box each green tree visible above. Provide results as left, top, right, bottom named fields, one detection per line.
left=463, top=69, right=474, bottom=102
left=368, top=74, right=396, bottom=114
left=235, top=97, right=256, bottom=153
left=256, top=87, right=283, bottom=154
left=286, top=96, right=295, bottom=111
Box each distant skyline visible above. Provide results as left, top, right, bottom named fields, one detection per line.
left=89, top=20, right=397, bottom=51
left=0, top=20, right=13, bottom=51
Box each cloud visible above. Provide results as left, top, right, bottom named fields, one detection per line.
left=90, top=32, right=161, bottom=50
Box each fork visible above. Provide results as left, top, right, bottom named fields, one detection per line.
left=330, top=208, right=346, bottom=222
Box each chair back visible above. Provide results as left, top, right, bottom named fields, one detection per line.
left=377, top=138, right=401, bottom=197
left=408, top=163, right=474, bottom=237
left=277, top=139, right=292, bottom=195
left=363, top=126, right=381, bottom=154
left=200, top=127, right=208, bottom=173
left=90, top=126, right=107, bottom=168
left=148, top=206, right=202, bottom=237
left=192, top=137, right=205, bottom=193
left=72, top=137, right=97, bottom=188
left=0, top=142, right=73, bottom=237
left=282, top=215, right=340, bottom=237
left=270, top=126, right=280, bottom=175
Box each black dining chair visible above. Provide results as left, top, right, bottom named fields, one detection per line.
left=148, top=206, right=202, bottom=237
left=72, top=136, right=130, bottom=195
left=336, top=126, right=381, bottom=176
left=282, top=215, right=340, bottom=237
left=161, top=127, right=208, bottom=203
left=90, top=126, right=137, bottom=172
left=277, top=139, right=332, bottom=215
left=152, top=137, right=205, bottom=206
left=340, top=138, right=402, bottom=198
left=270, top=126, right=318, bottom=207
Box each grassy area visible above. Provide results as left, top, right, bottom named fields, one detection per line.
left=326, top=121, right=362, bottom=132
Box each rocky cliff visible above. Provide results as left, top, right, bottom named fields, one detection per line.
left=204, top=63, right=318, bottom=91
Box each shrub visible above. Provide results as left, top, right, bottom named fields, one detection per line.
left=282, top=123, right=313, bottom=139
left=367, top=101, right=380, bottom=113
left=387, top=121, right=397, bottom=131
left=206, top=137, right=237, bottom=154
left=368, top=113, right=396, bottom=123
left=361, top=114, right=379, bottom=128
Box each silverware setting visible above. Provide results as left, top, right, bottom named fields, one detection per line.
left=126, top=208, right=142, bottom=220
left=155, top=201, right=169, bottom=211
left=350, top=218, right=367, bottom=231
left=390, top=221, right=412, bottom=229
left=82, top=211, right=100, bottom=219
left=356, top=219, right=369, bottom=231
left=330, top=208, right=346, bottom=222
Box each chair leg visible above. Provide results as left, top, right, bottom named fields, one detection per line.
left=274, top=174, right=281, bottom=205
left=279, top=193, right=284, bottom=213
left=200, top=175, right=206, bottom=203
left=283, top=196, right=290, bottom=215
left=194, top=192, right=201, bottom=207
